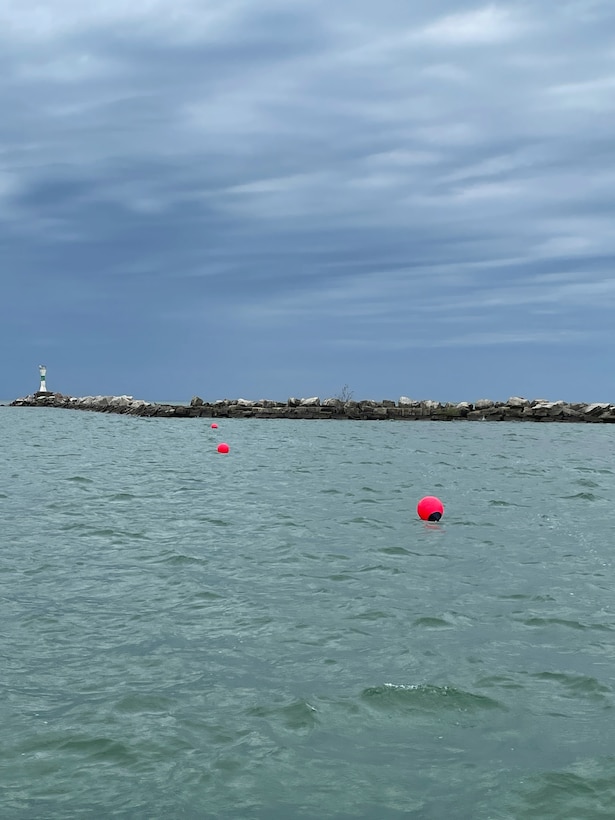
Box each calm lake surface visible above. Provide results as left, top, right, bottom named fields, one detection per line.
left=2, top=406, right=615, bottom=819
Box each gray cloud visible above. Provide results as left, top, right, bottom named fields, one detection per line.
left=2, top=0, right=615, bottom=399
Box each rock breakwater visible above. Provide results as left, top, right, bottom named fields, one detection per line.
left=9, top=392, right=615, bottom=422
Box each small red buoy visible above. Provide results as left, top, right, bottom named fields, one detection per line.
left=211, top=423, right=218, bottom=429
left=217, top=442, right=230, bottom=454
left=417, top=496, right=444, bottom=522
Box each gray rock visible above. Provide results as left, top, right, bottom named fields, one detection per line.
left=584, top=402, right=611, bottom=416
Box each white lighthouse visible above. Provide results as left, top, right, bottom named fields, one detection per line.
left=38, top=364, right=48, bottom=393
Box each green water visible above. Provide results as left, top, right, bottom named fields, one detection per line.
left=1, top=407, right=615, bottom=818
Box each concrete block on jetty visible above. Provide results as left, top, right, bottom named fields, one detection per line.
left=8, top=392, right=615, bottom=422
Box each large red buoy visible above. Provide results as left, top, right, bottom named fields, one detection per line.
left=211, top=423, right=218, bottom=429
left=417, top=496, right=444, bottom=522
left=217, top=443, right=230, bottom=454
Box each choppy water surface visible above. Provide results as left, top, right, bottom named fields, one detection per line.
left=1, top=407, right=615, bottom=818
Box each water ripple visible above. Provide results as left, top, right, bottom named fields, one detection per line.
left=3, top=409, right=615, bottom=818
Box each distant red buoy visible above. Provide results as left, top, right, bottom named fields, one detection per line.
left=217, top=443, right=230, bottom=454
left=211, top=423, right=218, bottom=429
left=417, top=496, right=444, bottom=522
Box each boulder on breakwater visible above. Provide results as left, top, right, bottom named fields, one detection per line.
left=9, top=392, right=615, bottom=422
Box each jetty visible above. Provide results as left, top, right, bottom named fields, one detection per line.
left=8, top=392, right=615, bottom=422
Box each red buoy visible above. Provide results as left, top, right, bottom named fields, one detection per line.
left=417, top=496, right=444, bottom=522
left=211, top=423, right=218, bottom=429
left=217, top=443, right=230, bottom=454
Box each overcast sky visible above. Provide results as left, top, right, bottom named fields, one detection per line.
left=2, top=0, right=615, bottom=403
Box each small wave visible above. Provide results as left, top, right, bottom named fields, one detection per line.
left=498, top=593, right=556, bottom=602
left=561, top=492, right=600, bottom=501
left=573, top=478, right=600, bottom=488
left=343, top=516, right=386, bottom=526
left=247, top=699, right=319, bottom=732
left=518, top=615, right=610, bottom=631
left=520, top=616, right=589, bottom=630
left=193, top=589, right=224, bottom=601
left=357, top=563, right=396, bottom=573
left=531, top=671, right=611, bottom=700
left=475, top=674, right=524, bottom=690
left=351, top=609, right=390, bottom=621
left=114, top=693, right=173, bottom=714
left=59, top=736, right=137, bottom=764
left=156, top=553, right=208, bottom=566
left=378, top=546, right=412, bottom=556
left=17, top=733, right=137, bottom=765
left=511, top=760, right=615, bottom=816
left=361, top=683, right=505, bottom=713
left=412, top=616, right=453, bottom=629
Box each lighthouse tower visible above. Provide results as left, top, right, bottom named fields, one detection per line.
left=38, top=364, right=48, bottom=393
